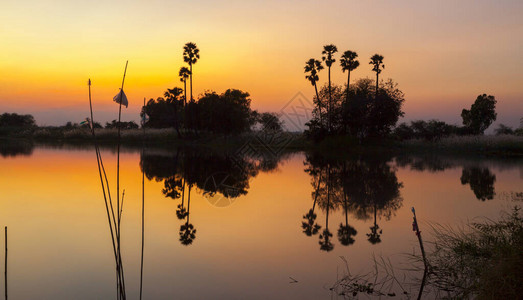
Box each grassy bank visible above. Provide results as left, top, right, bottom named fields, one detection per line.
left=2, top=127, right=523, bottom=155
left=331, top=206, right=523, bottom=299
left=400, top=134, right=523, bottom=156
left=423, top=206, right=523, bottom=299
left=29, top=127, right=309, bottom=151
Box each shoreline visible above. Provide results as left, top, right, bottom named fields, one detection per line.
left=2, top=129, right=523, bottom=157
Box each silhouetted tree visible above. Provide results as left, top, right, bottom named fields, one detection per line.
left=197, top=89, right=256, bottom=135
left=179, top=66, right=191, bottom=130
left=179, top=67, right=190, bottom=105
left=369, top=54, right=385, bottom=98
left=305, top=58, right=325, bottom=128
left=0, top=113, right=35, bottom=128
left=343, top=79, right=405, bottom=138
left=322, top=44, right=338, bottom=133
left=398, top=120, right=453, bottom=141
left=461, top=94, right=497, bottom=135
left=79, top=121, right=102, bottom=129
left=258, top=112, right=284, bottom=133
left=460, top=167, right=496, bottom=201
left=494, top=124, right=514, bottom=135
left=183, top=42, right=200, bottom=102
left=164, top=87, right=184, bottom=136
left=340, top=50, right=359, bottom=104
left=105, top=120, right=139, bottom=129
left=142, top=88, right=184, bottom=130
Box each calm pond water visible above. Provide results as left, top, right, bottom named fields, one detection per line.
left=0, top=142, right=522, bottom=299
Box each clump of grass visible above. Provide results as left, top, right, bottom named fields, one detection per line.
left=63, top=128, right=91, bottom=139
left=331, top=256, right=411, bottom=298
left=424, top=206, right=523, bottom=299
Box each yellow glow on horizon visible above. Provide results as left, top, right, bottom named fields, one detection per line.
left=1, top=0, right=522, bottom=126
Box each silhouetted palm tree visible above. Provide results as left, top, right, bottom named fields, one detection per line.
left=183, top=42, right=200, bottom=102
left=179, top=67, right=190, bottom=106
left=369, top=54, right=385, bottom=98
left=322, top=44, right=338, bottom=133
left=304, top=58, right=325, bottom=127
left=164, top=88, right=182, bottom=138
left=340, top=50, right=359, bottom=102
left=179, top=66, right=191, bottom=130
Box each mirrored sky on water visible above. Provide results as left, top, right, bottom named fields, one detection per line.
left=0, top=145, right=521, bottom=299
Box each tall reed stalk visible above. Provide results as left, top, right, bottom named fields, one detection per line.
left=140, top=97, right=145, bottom=300
left=88, top=78, right=126, bottom=300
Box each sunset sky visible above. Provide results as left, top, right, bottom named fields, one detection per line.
left=1, top=0, right=522, bottom=129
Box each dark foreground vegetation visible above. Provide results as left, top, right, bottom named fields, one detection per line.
left=331, top=206, right=523, bottom=299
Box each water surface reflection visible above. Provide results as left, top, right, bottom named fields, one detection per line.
left=0, top=143, right=522, bottom=299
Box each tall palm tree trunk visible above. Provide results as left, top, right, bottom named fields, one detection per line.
left=183, top=79, right=187, bottom=132
left=172, top=99, right=181, bottom=139
left=375, top=73, right=379, bottom=99
left=312, top=170, right=323, bottom=212
left=345, top=71, right=351, bottom=134
left=326, top=165, right=331, bottom=230
left=373, top=203, right=377, bottom=230
left=187, top=184, right=192, bottom=223
left=189, top=64, right=193, bottom=101
left=328, top=67, right=332, bottom=133
left=314, top=83, right=324, bottom=129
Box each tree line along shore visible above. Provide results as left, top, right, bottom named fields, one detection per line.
left=1, top=42, right=522, bottom=155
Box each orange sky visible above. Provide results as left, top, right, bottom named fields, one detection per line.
left=1, top=0, right=522, bottom=129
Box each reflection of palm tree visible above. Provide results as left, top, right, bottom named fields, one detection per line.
left=366, top=204, right=382, bottom=244
left=176, top=205, right=187, bottom=220
left=176, top=177, right=188, bottom=220
left=319, top=166, right=334, bottom=252
left=183, top=42, right=200, bottom=102
left=338, top=179, right=357, bottom=246
left=322, top=44, right=338, bottom=132
left=302, top=171, right=323, bottom=236
left=338, top=224, right=357, bottom=246
left=319, top=228, right=333, bottom=251
left=179, top=183, right=196, bottom=245
left=305, top=58, right=325, bottom=127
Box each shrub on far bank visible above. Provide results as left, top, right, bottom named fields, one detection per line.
left=393, top=120, right=467, bottom=141
left=495, top=123, right=523, bottom=136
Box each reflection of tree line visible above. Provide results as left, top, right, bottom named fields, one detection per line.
left=302, top=153, right=403, bottom=251
left=140, top=148, right=283, bottom=246
left=395, top=155, right=497, bottom=201
left=0, top=140, right=33, bottom=157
